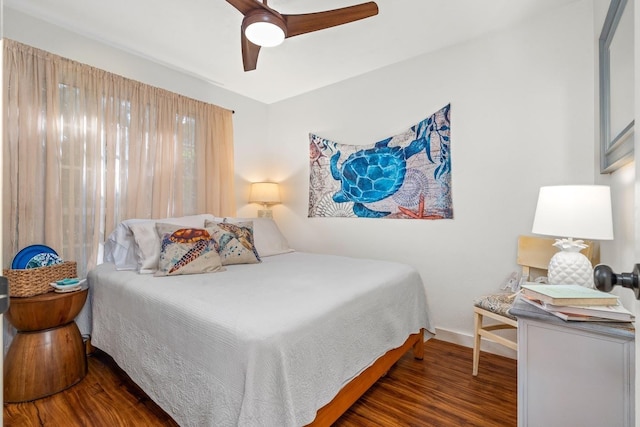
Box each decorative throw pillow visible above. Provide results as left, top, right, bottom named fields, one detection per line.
left=154, top=225, right=224, bottom=276
left=218, top=217, right=294, bottom=257
left=128, top=214, right=215, bottom=274
left=204, top=221, right=261, bottom=265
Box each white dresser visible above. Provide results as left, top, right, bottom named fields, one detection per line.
left=511, top=297, right=635, bottom=427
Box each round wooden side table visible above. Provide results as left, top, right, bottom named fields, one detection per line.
left=4, top=287, right=88, bottom=402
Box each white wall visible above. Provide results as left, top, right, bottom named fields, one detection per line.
left=3, top=8, right=270, bottom=215
left=264, top=1, right=596, bottom=351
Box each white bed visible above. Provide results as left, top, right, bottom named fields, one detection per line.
left=90, top=248, right=431, bottom=426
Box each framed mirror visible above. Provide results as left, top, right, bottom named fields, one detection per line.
left=599, top=0, right=634, bottom=173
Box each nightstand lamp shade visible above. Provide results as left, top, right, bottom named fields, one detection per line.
left=249, top=182, right=281, bottom=218
left=532, top=185, right=614, bottom=287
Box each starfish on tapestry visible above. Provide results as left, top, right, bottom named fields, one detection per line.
left=398, top=194, right=443, bottom=219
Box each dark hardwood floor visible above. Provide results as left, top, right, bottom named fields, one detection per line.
left=4, top=339, right=517, bottom=426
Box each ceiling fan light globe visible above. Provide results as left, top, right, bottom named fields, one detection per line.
left=245, top=22, right=285, bottom=47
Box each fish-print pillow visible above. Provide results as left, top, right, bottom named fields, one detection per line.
left=154, top=225, right=224, bottom=276
left=204, top=220, right=261, bottom=265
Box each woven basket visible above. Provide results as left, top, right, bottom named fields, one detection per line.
left=4, top=261, right=77, bottom=298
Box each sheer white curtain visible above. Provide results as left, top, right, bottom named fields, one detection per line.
left=3, top=39, right=236, bottom=276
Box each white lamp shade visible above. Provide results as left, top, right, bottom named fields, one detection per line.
left=532, top=185, right=614, bottom=240
left=249, top=182, right=281, bottom=205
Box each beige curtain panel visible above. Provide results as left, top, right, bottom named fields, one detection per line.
left=3, top=39, right=235, bottom=274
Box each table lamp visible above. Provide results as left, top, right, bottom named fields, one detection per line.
left=531, top=185, right=614, bottom=288
left=249, top=182, right=281, bottom=218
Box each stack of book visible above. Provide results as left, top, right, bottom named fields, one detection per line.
left=520, top=283, right=635, bottom=322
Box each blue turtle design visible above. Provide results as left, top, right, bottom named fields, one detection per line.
left=330, top=136, right=428, bottom=218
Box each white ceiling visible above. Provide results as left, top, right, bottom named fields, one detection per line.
left=5, top=0, right=579, bottom=104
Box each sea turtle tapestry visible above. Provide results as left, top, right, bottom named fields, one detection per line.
left=308, top=104, right=452, bottom=219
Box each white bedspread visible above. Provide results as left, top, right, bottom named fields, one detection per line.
left=90, top=252, right=431, bottom=427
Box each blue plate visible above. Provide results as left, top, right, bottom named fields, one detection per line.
left=11, top=245, right=59, bottom=269
left=26, top=252, right=63, bottom=269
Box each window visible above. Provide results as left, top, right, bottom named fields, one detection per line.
left=4, top=39, right=235, bottom=274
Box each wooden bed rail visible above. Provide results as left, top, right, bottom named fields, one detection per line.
left=307, top=329, right=425, bottom=426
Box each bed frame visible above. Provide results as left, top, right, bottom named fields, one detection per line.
left=307, top=329, right=425, bottom=426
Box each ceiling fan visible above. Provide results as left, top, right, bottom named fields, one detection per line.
left=226, top=0, right=379, bottom=71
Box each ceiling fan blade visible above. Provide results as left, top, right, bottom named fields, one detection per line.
left=226, top=0, right=269, bottom=15
left=241, top=30, right=261, bottom=71
left=283, top=2, right=378, bottom=38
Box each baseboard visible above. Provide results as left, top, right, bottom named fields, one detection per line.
left=430, top=327, right=517, bottom=360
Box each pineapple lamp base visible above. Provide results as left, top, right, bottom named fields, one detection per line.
left=547, top=238, right=594, bottom=288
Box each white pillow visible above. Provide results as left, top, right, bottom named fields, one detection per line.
left=130, top=214, right=218, bottom=273
left=103, top=214, right=219, bottom=272
left=103, top=218, right=149, bottom=270
left=217, top=217, right=293, bottom=257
